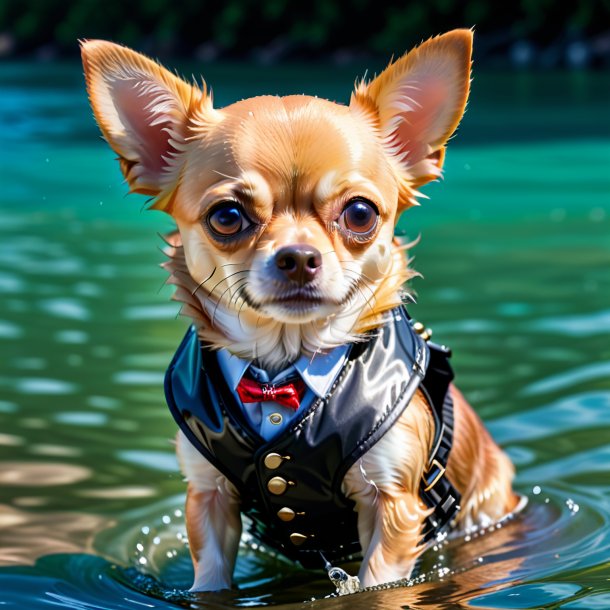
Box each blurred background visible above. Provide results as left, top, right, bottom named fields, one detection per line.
left=1, top=0, right=610, bottom=67
left=0, top=2, right=609, bottom=610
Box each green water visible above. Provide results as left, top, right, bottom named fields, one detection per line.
left=0, top=61, right=609, bottom=609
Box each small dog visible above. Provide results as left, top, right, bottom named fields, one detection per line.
left=81, top=29, right=518, bottom=592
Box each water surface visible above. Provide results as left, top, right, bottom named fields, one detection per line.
left=0, top=61, right=609, bottom=609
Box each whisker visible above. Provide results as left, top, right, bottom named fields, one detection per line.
left=340, top=270, right=376, bottom=315
left=157, top=232, right=183, bottom=248
left=338, top=260, right=384, bottom=286
left=230, top=279, right=249, bottom=306
left=206, top=270, right=250, bottom=299
left=220, top=261, right=248, bottom=267
left=356, top=284, right=376, bottom=314
left=308, top=347, right=322, bottom=365
left=211, top=169, right=241, bottom=181
left=307, top=321, right=327, bottom=353
left=191, top=267, right=217, bottom=296
left=344, top=272, right=377, bottom=302
left=237, top=288, right=250, bottom=331
left=156, top=276, right=169, bottom=295
left=211, top=275, right=248, bottom=328
left=342, top=264, right=412, bottom=286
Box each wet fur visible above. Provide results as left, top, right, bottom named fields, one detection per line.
left=81, top=29, right=518, bottom=591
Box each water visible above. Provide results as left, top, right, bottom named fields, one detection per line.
left=1, top=60, right=609, bottom=609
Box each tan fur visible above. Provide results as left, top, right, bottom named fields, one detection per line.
left=81, top=29, right=517, bottom=591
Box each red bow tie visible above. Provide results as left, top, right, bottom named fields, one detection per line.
left=236, top=377, right=306, bottom=411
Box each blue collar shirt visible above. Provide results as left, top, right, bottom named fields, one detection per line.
left=216, top=346, right=349, bottom=441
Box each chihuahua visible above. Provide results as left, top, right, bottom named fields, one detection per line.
left=81, top=29, right=518, bottom=592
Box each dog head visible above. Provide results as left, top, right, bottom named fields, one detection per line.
left=81, top=30, right=472, bottom=366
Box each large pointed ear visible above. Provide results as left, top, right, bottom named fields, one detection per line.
left=351, top=29, right=472, bottom=193
left=80, top=40, right=209, bottom=209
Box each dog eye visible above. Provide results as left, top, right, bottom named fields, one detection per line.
left=339, top=198, right=378, bottom=235
left=207, top=202, right=251, bottom=237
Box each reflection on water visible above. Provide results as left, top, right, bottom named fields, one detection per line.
left=0, top=504, right=107, bottom=567
left=0, top=462, right=90, bottom=486
left=0, top=62, right=609, bottom=608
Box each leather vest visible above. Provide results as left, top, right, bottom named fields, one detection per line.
left=165, top=307, right=461, bottom=567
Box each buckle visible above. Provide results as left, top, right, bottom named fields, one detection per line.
left=422, top=458, right=445, bottom=492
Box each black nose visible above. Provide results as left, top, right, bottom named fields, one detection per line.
left=275, top=244, right=322, bottom=284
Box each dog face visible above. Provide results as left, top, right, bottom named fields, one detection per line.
left=81, top=31, right=471, bottom=364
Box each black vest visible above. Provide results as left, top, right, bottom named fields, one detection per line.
left=165, top=307, right=461, bottom=567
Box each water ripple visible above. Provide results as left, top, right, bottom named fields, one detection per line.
left=118, top=451, right=179, bottom=474
left=54, top=412, right=109, bottom=426
left=491, top=391, right=610, bottom=444
left=113, top=372, right=165, bottom=386
left=14, top=378, right=77, bottom=395
left=0, top=320, right=23, bottom=339
left=40, top=298, right=90, bottom=321
left=521, top=361, right=610, bottom=395
left=520, top=445, right=610, bottom=483
left=124, top=305, right=180, bottom=321
left=55, top=330, right=89, bottom=344
left=529, top=309, right=610, bottom=335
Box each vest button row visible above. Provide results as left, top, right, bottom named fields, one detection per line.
left=267, top=476, right=295, bottom=495
left=276, top=506, right=305, bottom=522
left=263, top=452, right=290, bottom=470
left=413, top=321, right=433, bottom=342
left=289, top=532, right=312, bottom=546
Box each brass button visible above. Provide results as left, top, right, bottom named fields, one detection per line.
left=421, top=327, right=433, bottom=341
left=289, top=533, right=308, bottom=546
left=268, top=413, right=282, bottom=425
left=277, top=507, right=296, bottom=522
left=413, top=321, right=425, bottom=334
left=264, top=452, right=289, bottom=469
left=267, top=476, right=289, bottom=495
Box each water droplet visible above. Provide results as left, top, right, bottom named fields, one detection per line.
left=532, top=485, right=541, bottom=495
left=138, top=557, right=147, bottom=565
left=141, top=526, right=150, bottom=535
left=162, top=515, right=171, bottom=524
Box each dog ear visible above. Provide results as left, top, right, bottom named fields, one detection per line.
left=80, top=40, right=213, bottom=209
left=351, top=29, right=472, bottom=190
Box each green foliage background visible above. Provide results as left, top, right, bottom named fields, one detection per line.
left=1, top=0, right=609, bottom=60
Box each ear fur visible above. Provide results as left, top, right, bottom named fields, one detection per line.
left=80, top=40, right=210, bottom=210
left=351, top=29, right=473, bottom=201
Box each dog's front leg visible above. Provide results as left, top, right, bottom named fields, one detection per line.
left=177, top=431, right=242, bottom=591
left=354, top=489, right=428, bottom=588
left=185, top=482, right=241, bottom=591
left=344, top=394, right=434, bottom=588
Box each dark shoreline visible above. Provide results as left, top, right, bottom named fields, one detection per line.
left=1, top=30, right=610, bottom=70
